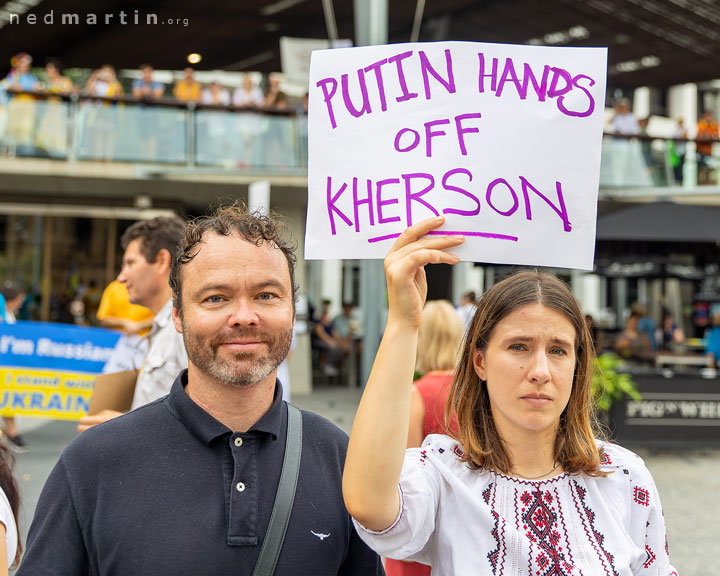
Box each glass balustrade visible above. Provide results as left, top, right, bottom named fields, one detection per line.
left=75, top=100, right=188, bottom=163
left=195, top=109, right=301, bottom=169
left=0, top=93, right=72, bottom=158
left=599, top=135, right=715, bottom=189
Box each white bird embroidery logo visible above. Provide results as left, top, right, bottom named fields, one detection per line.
left=311, top=530, right=330, bottom=540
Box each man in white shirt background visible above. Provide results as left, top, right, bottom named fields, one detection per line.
left=78, top=216, right=187, bottom=431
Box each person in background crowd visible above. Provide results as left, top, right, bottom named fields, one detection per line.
left=84, top=64, right=122, bottom=98
left=333, top=301, right=361, bottom=385
left=343, top=217, right=676, bottom=574
left=613, top=308, right=653, bottom=362
left=658, top=311, right=684, bottom=351
left=263, top=72, right=287, bottom=110
left=131, top=63, right=164, bottom=100
left=385, top=299, right=463, bottom=576
left=172, top=67, right=201, bottom=103
left=2, top=52, right=38, bottom=92
left=0, top=283, right=27, bottom=453
left=77, top=216, right=187, bottom=432
left=3, top=52, right=40, bottom=150
left=132, top=63, right=165, bottom=159
left=0, top=283, right=25, bottom=325
left=670, top=116, right=687, bottom=185
left=611, top=97, right=639, bottom=136
left=696, top=109, right=719, bottom=185
left=36, top=59, right=73, bottom=155
left=455, top=290, right=476, bottom=331
left=232, top=73, right=264, bottom=107
left=313, top=299, right=346, bottom=377
left=0, top=440, right=21, bottom=575
left=96, top=279, right=153, bottom=335
left=199, top=81, right=231, bottom=163
left=18, top=203, right=384, bottom=576
left=333, top=301, right=358, bottom=344
left=84, top=64, right=123, bottom=161
left=704, top=312, right=720, bottom=370
left=631, top=301, right=657, bottom=351
left=201, top=80, right=230, bottom=106
left=41, top=59, right=72, bottom=94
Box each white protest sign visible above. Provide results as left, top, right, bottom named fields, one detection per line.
left=305, top=41, right=607, bottom=270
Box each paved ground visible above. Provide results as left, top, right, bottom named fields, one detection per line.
left=10, top=386, right=719, bottom=575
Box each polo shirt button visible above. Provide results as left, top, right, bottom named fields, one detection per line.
left=234, top=437, right=243, bottom=447
left=236, top=482, right=245, bottom=492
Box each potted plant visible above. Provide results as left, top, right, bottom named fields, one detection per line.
left=591, top=352, right=641, bottom=439
left=592, top=352, right=641, bottom=410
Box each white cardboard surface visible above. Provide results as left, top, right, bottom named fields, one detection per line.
left=305, top=41, right=607, bottom=270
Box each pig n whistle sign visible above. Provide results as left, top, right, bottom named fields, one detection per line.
left=305, top=41, right=607, bottom=270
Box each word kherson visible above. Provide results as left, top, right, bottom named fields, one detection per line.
left=306, top=41, right=607, bottom=269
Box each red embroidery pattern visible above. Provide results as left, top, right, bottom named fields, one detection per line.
left=419, top=449, right=428, bottom=465
left=570, top=481, right=618, bottom=576
left=518, top=488, right=577, bottom=576
left=644, top=545, right=656, bottom=568
left=633, top=486, right=650, bottom=507
left=483, top=484, right=502, bottom=573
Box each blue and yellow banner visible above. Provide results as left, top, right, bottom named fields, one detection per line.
left=0, top=321, right=120, bottom=420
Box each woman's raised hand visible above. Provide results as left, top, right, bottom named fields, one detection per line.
left=384, top=217, right=464, bottom=329
left=343, top=217, right=464, bottom=531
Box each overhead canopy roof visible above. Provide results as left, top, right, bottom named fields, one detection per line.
left=0, top=0, right=719, bottom=88
left=596, top=201, right=720, bottom=243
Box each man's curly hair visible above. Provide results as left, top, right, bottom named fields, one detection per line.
left=169, top=202, right=298, bottom=317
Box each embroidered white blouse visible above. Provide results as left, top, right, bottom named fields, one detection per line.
left=355, top=435, right=677, bottom=576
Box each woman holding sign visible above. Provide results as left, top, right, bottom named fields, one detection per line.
left=343, top=217, right=676, bottom=575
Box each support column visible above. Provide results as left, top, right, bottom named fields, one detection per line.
left=355, top=0, right=389, bottom=387
left=41, top=216, right=53, bottom=322
left=353, top=0, right=388, bottom=47
left=106, top=218, right=117, bottom=285
left=452, top=261, right=484, bottom=305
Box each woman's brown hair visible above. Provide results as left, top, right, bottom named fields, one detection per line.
left=446, top=270, right=606, bottom=476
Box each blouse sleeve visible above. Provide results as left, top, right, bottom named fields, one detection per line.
left=0, top=487, right=16, bottom=569
left=353, top=444, right=442, bottom=563
left=622, top=452, right=678, bottom=575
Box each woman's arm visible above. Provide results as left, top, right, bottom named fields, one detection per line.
left=343, top=217, right=463, bottom=531
left=0, top=522, right=7, bottom=576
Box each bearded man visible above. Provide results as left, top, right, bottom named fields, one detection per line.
left=19, top=204, right=384, bottom=576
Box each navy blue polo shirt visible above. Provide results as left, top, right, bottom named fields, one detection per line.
left=19, top=371, right=384, bottom=576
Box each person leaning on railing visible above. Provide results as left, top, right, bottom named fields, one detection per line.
left=2, top=52, right=39, bottom=149
left=697, top=110, right=719, bottom=185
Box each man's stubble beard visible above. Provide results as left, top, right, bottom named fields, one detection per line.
left=182, top=320, right=293, bottom=389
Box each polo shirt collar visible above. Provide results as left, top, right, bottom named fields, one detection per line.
left=166, top=370, right=284, bottom=445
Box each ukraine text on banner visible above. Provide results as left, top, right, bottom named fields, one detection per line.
left=0, top=321, right=120, bottom=420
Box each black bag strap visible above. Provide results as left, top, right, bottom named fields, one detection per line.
left=252, top=403, right=303, bottom=576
